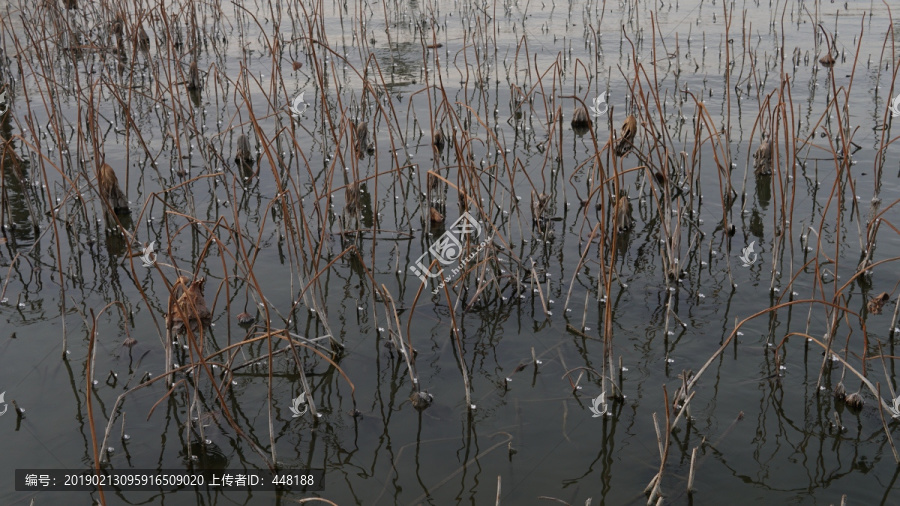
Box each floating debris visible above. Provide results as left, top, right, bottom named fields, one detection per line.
left=833, top=382, right=846, bottom=401
left=433, top=129, right=445, bottom=153
left=111, top=15, right=125, bottom=54
left=614, top=189, right=634, bottom=232
left=570, top=104, right=591, bottom=132
left=753, top=137, right=773, bottom=176
left=844, top=392, right=864, bottom=410
left=615, top=115, right=637, bottom=157
left=345, top=182, right=361, bottom=216
left=531, top=191, right=550, bottom=230
left=351, top=120, right=373, bottom=158
left=167, top=277, right=212, bottom=334
left=653, top=170, right=667, bottom=186
left=134, top=25, right=150, bottom=53
left=410, top=391, right=434, bottom=410
left=187, top=60, right=202, bottom=91
left=98, top=162, right=130, bottom=215
left=429, top=207, right=444, bottom=224
left=867, top=292, right=890, bottom=315
left=234, top=133, right=254, bottom=168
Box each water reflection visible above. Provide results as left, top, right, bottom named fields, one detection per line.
left=1, top=1, right=900, bottom=505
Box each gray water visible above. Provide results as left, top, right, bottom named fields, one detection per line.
left=1, top=0, right=900, bottom=504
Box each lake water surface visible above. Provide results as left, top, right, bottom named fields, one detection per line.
left=1, top=0, right=900, bottom=504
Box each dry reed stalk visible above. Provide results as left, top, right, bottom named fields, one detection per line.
left=86, top=308, right=107, bottom=506
left=890, top=295, right=900, bottom=338
left=687, top=446, right=698, bottom=493
left=875, top=383, right=900, bottom=463
left=645, top=386, right=696, bottom=505
left=2, top=0, right=898, bottom=502
left=380, top=285, right=419, bottom=385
